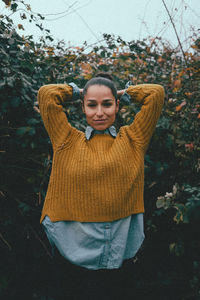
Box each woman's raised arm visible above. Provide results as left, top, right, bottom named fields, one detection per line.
left=122, top=84, right=164, bottom=151
left=38, top=84, right=78, bottom=150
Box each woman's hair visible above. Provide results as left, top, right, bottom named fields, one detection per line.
left=82, top=72, right=117, bottom=101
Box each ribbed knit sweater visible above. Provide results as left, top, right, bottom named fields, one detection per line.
left=38, top=83, right=164, bottom=223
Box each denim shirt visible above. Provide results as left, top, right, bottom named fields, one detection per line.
left=42, top=126, right=144, bottom=270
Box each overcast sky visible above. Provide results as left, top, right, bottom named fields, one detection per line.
left=1, top=0, right=199, bottom=50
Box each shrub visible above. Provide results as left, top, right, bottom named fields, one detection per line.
left=0, top=9, right=199, bottom=299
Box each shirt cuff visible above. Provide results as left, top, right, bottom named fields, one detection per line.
left=68, top=82, right=80, bottom=101
left=120, top=91, right=131, bottom=104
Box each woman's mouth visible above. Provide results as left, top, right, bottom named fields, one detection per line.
left=93, top=119, right=107, bottom=123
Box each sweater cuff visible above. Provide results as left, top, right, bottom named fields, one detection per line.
left=68, top=82, right=80, bottom=101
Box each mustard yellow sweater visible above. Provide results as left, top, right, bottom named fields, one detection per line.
left=38, top=83, right=164, bottom=223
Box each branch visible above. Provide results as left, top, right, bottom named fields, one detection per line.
left=162, top=0, right=185, bottom=58
left=162, top=0, right=193, bottom=88
left=0, top=232, right=12, bottom=251
left=71, top=8, right=100, bottom=43
left=29, top=225, right=53, bottom=259
left=16, top=202, right=53, bottom=258
left=2, top=190, right=53, bottom=258
left=31, top=1, right=78, bottom=17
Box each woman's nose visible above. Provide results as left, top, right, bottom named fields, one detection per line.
left=96, top=106, right=103, bottom=117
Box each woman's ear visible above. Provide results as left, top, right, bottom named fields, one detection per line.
left=82, top=100, right=85, bottom=113
left=116, top=99, right=120, bottom=113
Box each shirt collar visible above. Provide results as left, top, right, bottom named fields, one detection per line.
left=85, top=125, right=117, bottom=140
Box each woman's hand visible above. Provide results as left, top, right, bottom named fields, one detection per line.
left=117, top=89, right=125, bottom=98
left=79, top=88, right=83, bottom=98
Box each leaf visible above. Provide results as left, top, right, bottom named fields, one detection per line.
left=157, top=56, right=165, bottom=63
left=28, top=127, right=36, bottom=136
left=169, top=243, right=176, bottom=253
left=10, top=2, right=18, bottom=11
left=169, top=241, right=184, bottom=256
left=18, top=202, right=31, bottom=213
left=156, top=197, right=165, bottom=209
left=185, top=143, right=194, bottom=151
left=173, top=204, right=189, bottom=224
left=175, top=101, right=186, bottom=112
left=20, top=13, right=27, bottom=20
left=16, top=126, right=35, bottom=136
left=8, top=38, right=15, bottom=45
left=173, top=79, right=182, bottom=92
left=184, top=92, right=192, bottom=97
left=11, top=97, right=21, bottom=107
left=27, top=118, right=40, bottom=125
left=0, top=80, right=6, bottom=88
left=18, top=24, right=24, bottom=30
left=16, top=127, right=29, bottom=136
left=3, top=0, right=11, bottom=6
left=26, top=4, right=31, bottom=11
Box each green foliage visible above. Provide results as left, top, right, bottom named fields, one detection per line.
left=0, top=5, right=200, bottom=299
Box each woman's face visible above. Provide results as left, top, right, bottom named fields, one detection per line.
left=83, top=84, right=119, bottom=131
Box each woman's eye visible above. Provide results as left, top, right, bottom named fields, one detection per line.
left=87, top=103, right=112, bottom=108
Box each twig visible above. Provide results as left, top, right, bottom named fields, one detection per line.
left=2, top=190, right=53, bottom=258
left=44, top=1, right=91, bottom=22
left=162, top=0, right=193, bottom=88
left=72, top=8, right=100, bottom=43
left=31, top=1, right=78, bottom=17
left=16, top=203, right=53, bottom=258
left=0, top=232, right=12, bottom=251
left=162, top=0, right=185, bottom=59
left=28, top=225, right=53, bottom=259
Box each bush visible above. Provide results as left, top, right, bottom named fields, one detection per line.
left=0, top=9, right=199, bottom=300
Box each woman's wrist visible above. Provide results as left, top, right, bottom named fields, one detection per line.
left=68, top=82, right=81, bottom=100
left=118, top=89, right=131, bottom=104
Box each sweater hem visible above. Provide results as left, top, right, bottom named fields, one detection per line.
left=40, top=208, right=145, bottom=223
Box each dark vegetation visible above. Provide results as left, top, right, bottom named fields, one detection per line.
left=0, top=1, right=200, bottom=299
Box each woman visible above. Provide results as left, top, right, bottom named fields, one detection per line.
left=38, top=73, right=164, bottom=299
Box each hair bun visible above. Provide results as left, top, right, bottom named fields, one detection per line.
left=94, top=72, right=113, bottom=81
left=83, top=73, right=117, bottom=100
